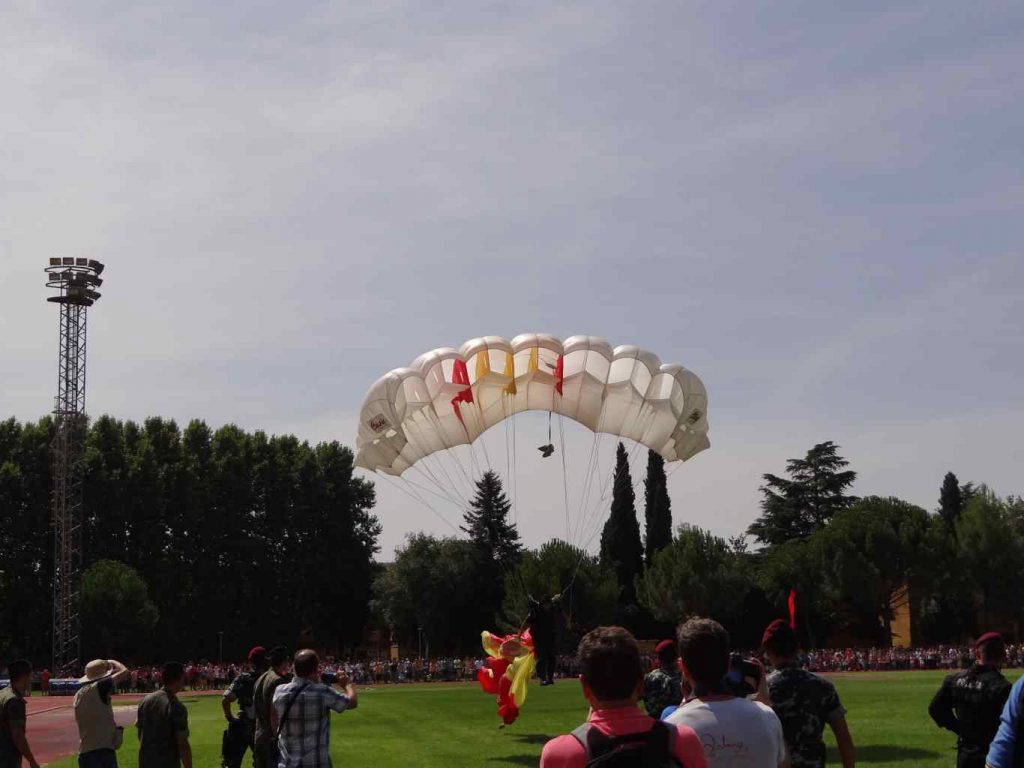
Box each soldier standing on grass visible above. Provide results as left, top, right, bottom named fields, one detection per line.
left=930, top=632, right=1011, bottom=768
left=643, top=639, right=684, bottom=718
left=252, top=647, right=292, bottom=768
left=222, top=647, right=270, bottom=768
left=762, top=620, right=856, bottom=768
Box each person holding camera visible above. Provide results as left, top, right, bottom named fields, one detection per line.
left=762, top=620, right=854, bottom=768
left=271, top=649, right=357, bottom=768
left=666, top=618, right=788, bottom=768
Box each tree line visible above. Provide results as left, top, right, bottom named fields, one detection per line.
left=3, top=413, right=1023, bottom=666
left=0, top=416, right=380, bottom=665
left=376, top=440, right=1024, bottom=654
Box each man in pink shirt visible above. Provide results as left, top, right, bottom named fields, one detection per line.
left=540, top=626, right=707, bottom=768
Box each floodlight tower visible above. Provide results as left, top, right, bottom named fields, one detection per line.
left=44, top=257, right=104, bottom=675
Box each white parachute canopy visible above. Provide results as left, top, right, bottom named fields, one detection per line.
left=355, top=334, right=709, bottom=477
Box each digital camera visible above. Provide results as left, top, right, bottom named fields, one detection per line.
left=725, top=653, right=764, bottom=697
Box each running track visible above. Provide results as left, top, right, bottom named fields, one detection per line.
left=26, top=692, right=219, bottom=766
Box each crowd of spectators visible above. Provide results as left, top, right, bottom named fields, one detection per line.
left=9, top=643, right=1024, bottom=696
left=804, top=643, right=1024, bottom=672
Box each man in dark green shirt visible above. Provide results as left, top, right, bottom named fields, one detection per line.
left=252, top=647, right=291, bottom=768
left=137, top=663, right=191, bottom=768
left=0, top=661, right=39, bottom=768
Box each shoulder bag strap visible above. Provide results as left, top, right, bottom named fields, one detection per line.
left=276, top=681, right=311, bottom=739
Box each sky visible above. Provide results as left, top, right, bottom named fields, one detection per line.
left=2, top=1, right=1022, bottom=557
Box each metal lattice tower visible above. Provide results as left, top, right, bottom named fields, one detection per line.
left=45, top=257, right=104, bottom=676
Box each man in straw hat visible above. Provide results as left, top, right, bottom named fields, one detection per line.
left=74, top=658, right=130, bottom=768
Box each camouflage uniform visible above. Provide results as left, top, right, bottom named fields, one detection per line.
left=643, top=667, right=682, bottom=718
left=222, top=671, right=258, bottom=768
left=929, top=663, right=1011, bottom=768
left=767, top=664, right=846, bottom=768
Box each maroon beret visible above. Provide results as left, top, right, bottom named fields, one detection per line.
left=761, top=619, right=797, bottom=649
left=976, top=632, right=1003, bottom=649
left=655, top=640, right=675, bottom=654
left=248, top=646, right=267, bottom=662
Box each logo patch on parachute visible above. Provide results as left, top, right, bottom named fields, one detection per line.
left=369, top=415, right=390, bottom=433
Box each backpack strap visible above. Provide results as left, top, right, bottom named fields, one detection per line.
left=571, top=721, right=680, bottom=764
left=572, top=723, right=599, bottom=757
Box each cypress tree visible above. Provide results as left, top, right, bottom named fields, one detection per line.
left=937, top=471, right=963, bottom=536
left=600, top=443, right=644, bottom=603
left=643, top=450, right=672, bottom=565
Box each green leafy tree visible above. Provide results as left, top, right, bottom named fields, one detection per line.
left=917, top=514, right=976, bottom=644
left=502, top=540, right=618, bottom=652
left=747, top=441, right=858, bottom=547
left=0, top=415, right=383, bottom=664
left=81, top=560, right=159, bottom=658
left=371, top=534, right=479, bottom=654
left=816, top=497, right=931, bottom=645
left=600, top=443, right=644, bottom=606
left=956, top=488, right=1024, bottom=628
left=0, top=418, right=54, bottom=663
left=637, top=525, right=746, bottom=625
left=643, top=451, right=672, bottom=565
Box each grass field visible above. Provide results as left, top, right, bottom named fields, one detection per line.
left=50, top=670, right=1020, bottom=767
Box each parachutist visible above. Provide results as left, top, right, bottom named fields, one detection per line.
left=538, top=443, right=555, bottom=458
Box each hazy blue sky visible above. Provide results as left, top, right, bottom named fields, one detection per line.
left=3, top=1, right=1022, bottom=556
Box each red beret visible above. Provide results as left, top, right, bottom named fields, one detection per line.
left=248, top=646, right=267, bottom=662
left=655, top=640, right=675, bottom=654
left=976, top=632, right=1003, bottom=649
left=761, top=619, right=796, bottom=649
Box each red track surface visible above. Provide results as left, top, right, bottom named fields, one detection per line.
left=26, top=693, right=214, bottom=766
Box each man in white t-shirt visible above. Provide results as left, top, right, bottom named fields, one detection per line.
left=666, top=618, right=789, bottom=768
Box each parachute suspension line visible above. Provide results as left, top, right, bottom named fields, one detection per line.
left=380, top=474, right=461, bottom=535
left=602, top=404, right=659, bottom=531
left=570, top=430, right=602, bottom=550
left=408, top=463, right=466, bottom=510
left=504, top=400, right=513, bottom=522
left=478, top=422, right=493, bottom=472
left=404, top=470, right=468, bottom=510
left=511, top=410, right=518, bottom=529
left=576, top=406, right=660, bottom=556
left=557, top=412, right=570, bottom=542
left=406, top=411, right=474, bottom=502
left=403, top=422, right=468, bottom=506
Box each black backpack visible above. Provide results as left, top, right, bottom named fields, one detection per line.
left=571, top=721, right=684, bottom=768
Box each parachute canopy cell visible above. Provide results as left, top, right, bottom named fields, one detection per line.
left=355, top=334, right=710, bottom=475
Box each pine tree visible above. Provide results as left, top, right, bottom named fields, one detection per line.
left=937, top=471, right=963, bottom=536
left=643, top=450, right=672, bottom=565
left=600, top=443, right=644, bottom=603
left=747, top=441, right=857, bottom=547
left=462, top=470, right=522, bottom=569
